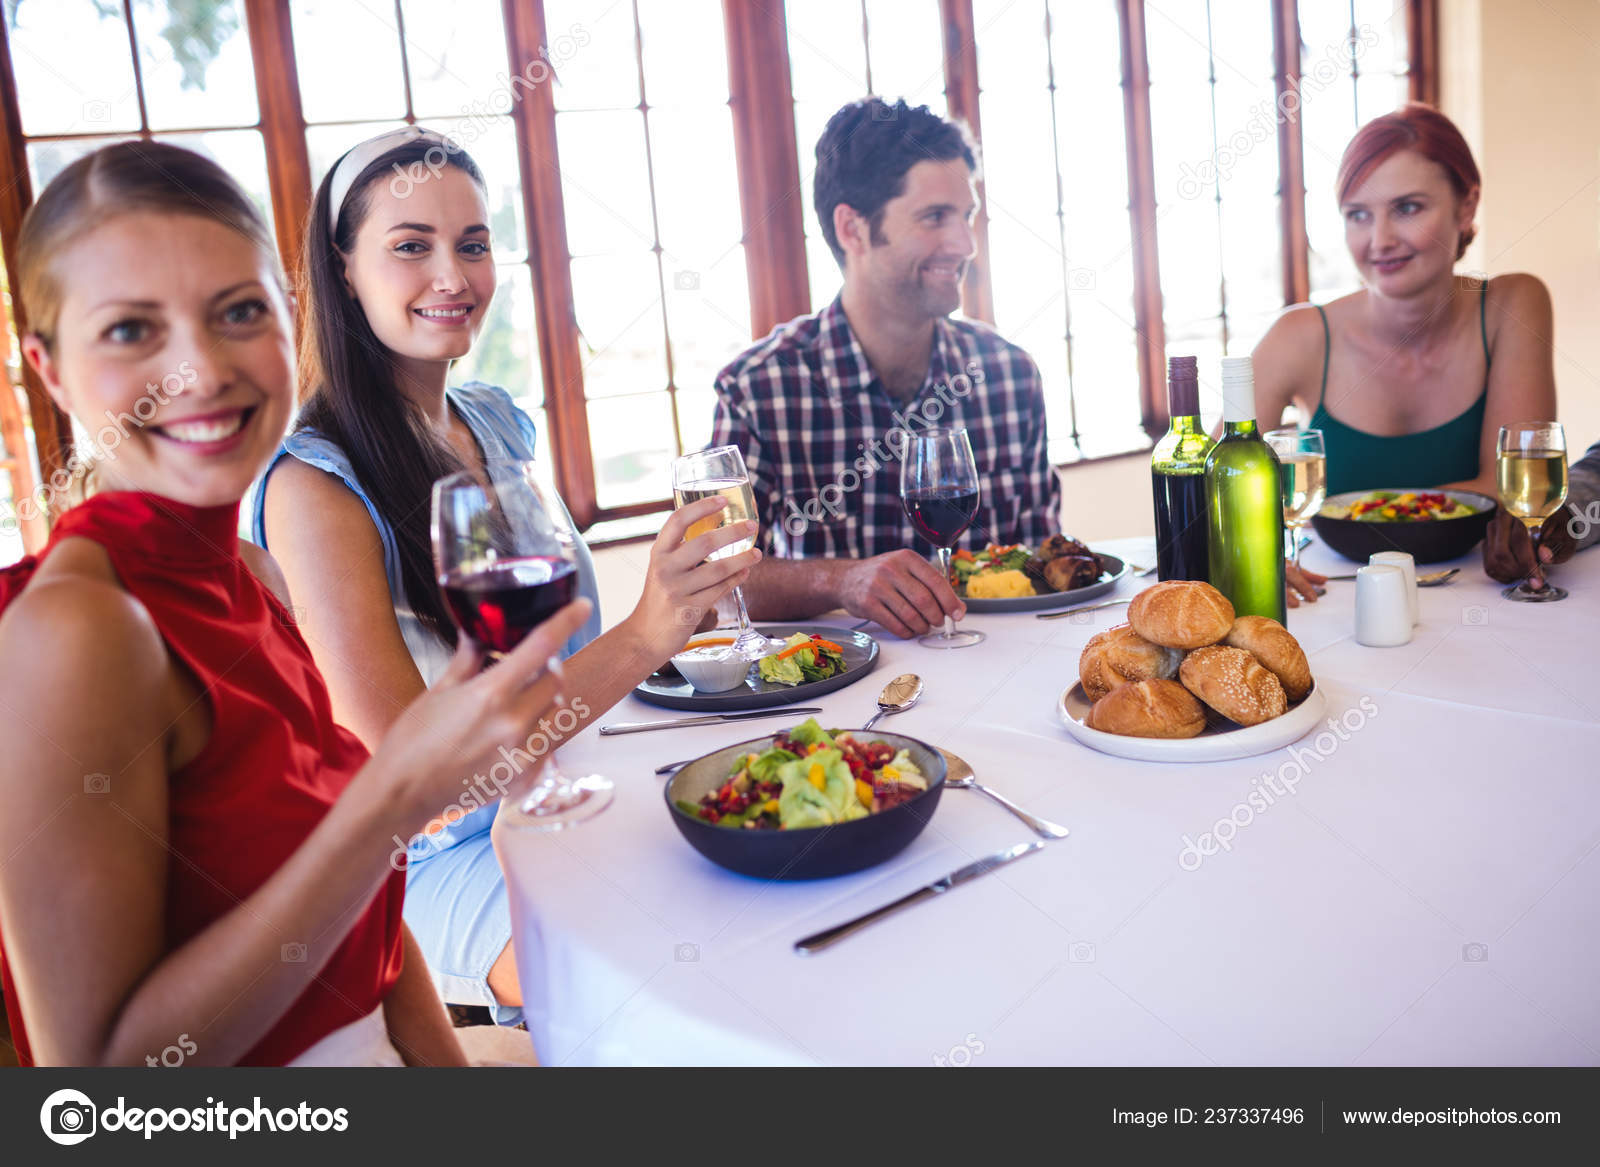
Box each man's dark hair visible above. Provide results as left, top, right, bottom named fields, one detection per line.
left=813, top=97, right=980, bottom=269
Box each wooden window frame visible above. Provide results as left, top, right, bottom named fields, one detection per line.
left=0, top=0, right=1439, bottom=551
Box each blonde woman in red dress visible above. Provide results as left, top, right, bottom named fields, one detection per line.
left=0, top=141, right=590, bottom=1066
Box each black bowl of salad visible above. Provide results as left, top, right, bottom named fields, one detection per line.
left=1311, top=488, right=1497, bottom=564
left=664, top=719, right=947, bottom=880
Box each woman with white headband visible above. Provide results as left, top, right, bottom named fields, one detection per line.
left=252, top=127, right=758, bottom=1034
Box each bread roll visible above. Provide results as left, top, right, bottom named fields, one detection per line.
left=1224, top=615, right=1313, bottom=701
left=1078, top=624, right=1180, bottom=700
left=1078, top=629, right=1119, bottom=701
left=1127, top=580, right=1235, bottom=649
left=1179, top=645, right=1287, bottom=726
left=1086, top=679, right=1205, bottom=738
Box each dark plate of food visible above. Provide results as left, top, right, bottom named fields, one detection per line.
left=955, top=535, right=1128, bottom=612
left=664, top=719, right=946, bottom=879
left=635, top=624, right=879, bottom=712
left=1311, top=489, right=1496, bottom=564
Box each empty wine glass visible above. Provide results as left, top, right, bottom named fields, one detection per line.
left=433, top=461, right=611, bottom=830
left=1265, top=427, right=1327, bottom=571
left=1496, top=421, right=1569, bottom=602
left=901, top=427, right=984, bottom=649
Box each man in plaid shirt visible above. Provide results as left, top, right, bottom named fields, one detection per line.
left=711, top=98, right=1062, bottom=638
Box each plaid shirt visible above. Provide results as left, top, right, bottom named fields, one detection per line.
left=711, top=296, right=1061, bottom=560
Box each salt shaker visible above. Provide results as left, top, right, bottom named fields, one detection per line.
left=1368, top=551, right=1419, bottom=626
left=1355, top=563, right=1413, bottom=646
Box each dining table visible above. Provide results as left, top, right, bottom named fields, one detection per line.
left=492, top=534, right=1600, bottom=1066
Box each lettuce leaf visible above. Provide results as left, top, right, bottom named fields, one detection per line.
left=776, top=747, right=866, bottom=828
left=788, top=718, right=834, bottom=750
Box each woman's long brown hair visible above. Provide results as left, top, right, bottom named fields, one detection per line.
left=296, top=139, right=489, bottom=648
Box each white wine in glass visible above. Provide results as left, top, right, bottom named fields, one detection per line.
left=1265, top=428, right=1326, bottom=570
left=1496, top=421, right=1569, bottom=602
left=672, top=445, right=771, bottom=659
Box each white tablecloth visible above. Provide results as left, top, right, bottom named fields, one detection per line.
left=494, top=537, right=1600, bottom=1066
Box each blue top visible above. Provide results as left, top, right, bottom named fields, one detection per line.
left=248, top=380, right=603, bottom=852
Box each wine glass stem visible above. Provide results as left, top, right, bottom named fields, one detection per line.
left=519, top=756, right=566, bottom=814
left=1284, top=524, right=1300, bottom=569
left=1526, top=521, right=1546, bottom=591
left=732, top=582, right=753, bottom=636
left=937, top=546, right=955, bottom=638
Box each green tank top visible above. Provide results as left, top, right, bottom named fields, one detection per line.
left=1309, top=289, right=1489, bottom=495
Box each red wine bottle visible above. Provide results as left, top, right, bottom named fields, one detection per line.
left=1151, top=355, right=1214, bottom=580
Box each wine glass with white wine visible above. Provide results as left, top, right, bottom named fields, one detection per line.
left=672, top=445, right=774, bottom=659
left=1266, top=428, right=1327, bottom=571
left=1496, top=421, right=1569, bottom=602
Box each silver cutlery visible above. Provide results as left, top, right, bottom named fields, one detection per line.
left=601, top=705, right=823, bottom=737
left=1035, top=596, right=1134, bottom=621
left=794, top=840, right=1047, bottom=954
left=862, top=673, right=922, bottom=731
left=1321, top=567, right=1460, bottom=586
left=938, top=748, right=1070, bottom=839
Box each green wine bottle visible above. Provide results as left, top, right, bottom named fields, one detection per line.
left=1151, top=355, right=1214, bottom=581
left=1205, top=356, right=1287, bottom=623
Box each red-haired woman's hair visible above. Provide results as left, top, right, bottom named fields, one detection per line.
left=1336, top=102, right=1481, bottom=260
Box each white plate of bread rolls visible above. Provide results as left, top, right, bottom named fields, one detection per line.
left=1057, top=580, right=1326, bottom=762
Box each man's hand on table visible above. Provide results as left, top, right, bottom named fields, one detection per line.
left=1483, top=505, right=1578, bottom=583
left=837, top=550, right=964, bottom=639
left=1286, top=561, right=1327, bottom=608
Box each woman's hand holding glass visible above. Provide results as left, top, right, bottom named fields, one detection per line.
left=626, top=497, right=762, bottom=662
left=364, top=599, right=592, bottom=827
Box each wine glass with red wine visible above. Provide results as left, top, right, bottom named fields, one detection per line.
left=900, top=427, right=985, bottom=649
left=432, top=461, right=611, bottom=831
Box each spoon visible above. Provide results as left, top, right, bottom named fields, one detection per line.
left=862, top=673, right=923, bottom=731
left=936, top=748, right=1070, bottom=840
left=1322, top=568, right=1460, bottom=586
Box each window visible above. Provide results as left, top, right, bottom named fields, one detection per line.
left=786, top=0, right=947, bottom=311
left=0, top=0, right=1436, bottom=562
left=545, top=0, right=747, bottom=512
left=292, top=0, right=549, bottom=470
left=976, top=0, right=1147, bottom=460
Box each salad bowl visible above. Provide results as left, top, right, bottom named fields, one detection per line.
left=1311, top=489, right=1496, bottom=564
left=663, top=726, right=946, bottom=880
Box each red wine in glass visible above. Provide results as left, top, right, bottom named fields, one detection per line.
left=903, top=489, right=979, bottom=548
left=899, top=427, right=985, bottom=649
left=432, top=461, right=611, bottom=830
left=442, top=556, right=580, bottom=657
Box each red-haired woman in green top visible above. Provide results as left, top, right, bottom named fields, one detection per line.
left=1251, top=104, right=1557, bottom=601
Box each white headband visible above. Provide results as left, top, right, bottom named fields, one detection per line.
left=327, top=125, right=450, bottom=234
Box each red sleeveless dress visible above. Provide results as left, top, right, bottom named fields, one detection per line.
left=0, top=492, right=404, bottom=1065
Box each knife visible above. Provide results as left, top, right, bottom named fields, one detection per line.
left=598, top=705, right=825, bottom=736
left=793, top=840, right=1048, bottom=955
left=1035, top=596, right=1134, bottom=620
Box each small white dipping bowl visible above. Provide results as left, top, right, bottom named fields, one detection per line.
left=671, top=640, right=752, bottom=692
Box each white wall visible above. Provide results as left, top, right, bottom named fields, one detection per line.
left=1444, top=0, right=1600, bottom=451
